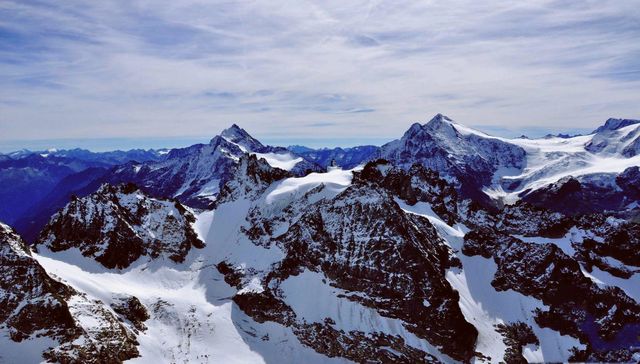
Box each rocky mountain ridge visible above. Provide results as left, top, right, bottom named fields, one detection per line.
left=1, top=115, right=639, bottom=363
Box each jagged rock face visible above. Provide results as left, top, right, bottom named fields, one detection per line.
left=460, top=199, right=574, bottom=238
left=463, top=227, right=640, bottom=359
left=106, top=125, right=321, bottom=209
left=379, top=114, right=526, bottom=204
left=495, top=322, right=539, bottom=364
left=354, top=159, right=459, bottom=224
left=580, top=222, right=640, bottom=268
left=218, top=154, right=639, bottom=362
left=111, top=295, right=149, bottom=332
left=456, top=185, right=640, bottom=361
left=496, top=201, right=574, bottom=238
left=218, top=154, right=292, bottom=203
left=0, top=223, right=140, bottom=363
left=522, top=173, right=640, bottom=216
left=208, top=156, right=480, bottom=361
left=232, top=290, right=443, bottom=363
left=0, top=222, right=79, bottom=342
left=226, top=177, right=478, bottom=362
left=575, top=237, right=640, bottom=280
left=37, top=183, right=204, bottom=269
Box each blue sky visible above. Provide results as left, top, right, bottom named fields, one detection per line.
left=1, top=0, right=639, bottom=152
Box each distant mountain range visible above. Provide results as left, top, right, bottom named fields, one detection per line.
left=1, top=114, right=639, bottom=363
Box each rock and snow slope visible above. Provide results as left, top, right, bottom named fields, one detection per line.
left=377, top=114, right=640, bottom=215
left=5, top=157, right=636, bottom=362
left=1, top=117, right=640, bottom=363
left=0, top=223, right=140, bottom=363
left=36, top=183, right=204, bottom=269
left=104, top=125, right=322, bottom=209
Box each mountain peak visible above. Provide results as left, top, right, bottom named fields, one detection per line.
left=592, top=118, right=640, bottom=134
left=420, top=113, right=464, bottom=140
left=426, top=113, right=453, bottom=127
left=221, top=123, right=251, bottom=140
left=432, top=113, right=452, bottom=121
left=402, top=114, right=455, bottom=140
left=218, top=124, right=265, bottom=152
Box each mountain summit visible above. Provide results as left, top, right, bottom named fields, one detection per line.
left=1, top=114, right=640, bottom=363
left=592, top=118, right=640, bottom=134
left=219, top=124, right=267, bottom=152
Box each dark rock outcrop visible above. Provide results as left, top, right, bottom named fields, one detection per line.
left=0, top=222, right=140, bottom=363
left=37, top=183, right=204, bottom=269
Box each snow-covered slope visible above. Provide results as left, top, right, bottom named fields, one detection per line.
left=0, top=222, right=140, bottom=363
left=105, top=124, right=322, bottom=208
left=492, top=120, right=640, bottom=205
left=378, top=114, right=639, bottom=215
left=2, top=116, right=640, bottom=363
left=3, top=155, right=640, bottom=363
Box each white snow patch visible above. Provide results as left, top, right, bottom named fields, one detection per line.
left=265, top=168, right=353, bottom=204
left=252, top=152, right=303, bottom=171
left=238, top=277, right=265, bottom=294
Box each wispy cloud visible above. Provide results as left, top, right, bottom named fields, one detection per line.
left=1, top=0, right=639, bottom=148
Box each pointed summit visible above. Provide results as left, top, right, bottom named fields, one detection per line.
left=421, top=113, right=462, bottom=140
left=431, top=113, right=453, bottom=122
left=221, top=123, right=247, bottom=138
left=218, top=124, right=265, bottom=152
left=425, top=113, right=453, bottom=128
left=592, top=118, right=640, bottom=134
left=401, top=114, right=455, bottom=140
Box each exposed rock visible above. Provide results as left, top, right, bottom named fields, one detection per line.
left=354, top=159, right=459, bottom=225
left=218, top=154, right=291, bottom=204
left=267, top=184, right=477, bottom=361
left=463, top=226, right=640, bottom=357
left=0, top=222, right=140, bottom=363
left=0, top=222, right=80, bottom=343
left=494, top=322, right=539, bottom=364
left=37, top=183, right=204, bottom=269
left=111, top=295, right=150, bottom=331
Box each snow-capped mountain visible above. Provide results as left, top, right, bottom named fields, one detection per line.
left=486, top=117, right=640, bottom=216
left=371, top=114, right=640, bottom=216
left=104, top=124, right=322, bottom=209
left=1, top=115, right=639, bottom=363
left=37, top=183, right=204, bottom=269
left=0, top=149, right=165, bottom=238
left=378, top=114, right=527, bottom=205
